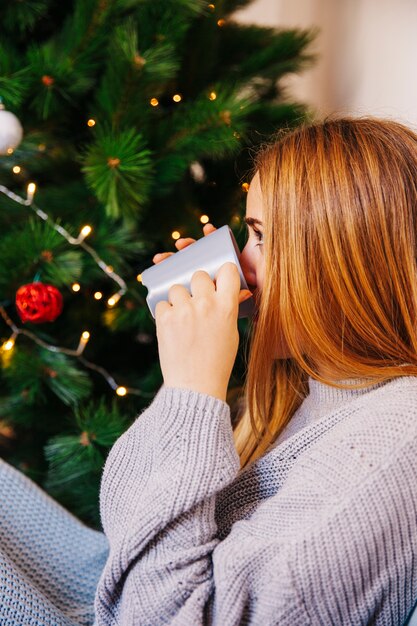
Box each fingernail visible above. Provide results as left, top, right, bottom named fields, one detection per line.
left=239, top=290, right=253, bottom=302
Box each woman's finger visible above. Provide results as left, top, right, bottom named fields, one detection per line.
left=238, top=289, right=253, bottom=304
left=190, top=270, right=216, bottom=298
left=153, top=223, right=216, bottom=265
left=153, top=252, right=174, bottom=264
left=175, top=237, right=195, bottom=250
left=168, top=283, right=191, bottom=305
left=203, top=223, right=216, bottom=236
left=215, top=262, right=241, bottom=303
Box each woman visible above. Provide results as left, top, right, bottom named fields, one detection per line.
left=1, top=117, right=417, bottom=625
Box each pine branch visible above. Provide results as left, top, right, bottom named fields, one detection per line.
left=0, top=218, right=83, bottom=291
left=82, top=127, right=154, bottom=219
left=1, top=346, right=92, bottom=408
left=152, top=87, right=255, bottom=189
left=1, top=0, right=49, bottom=35
left=0, top=43, right=31, bottom=108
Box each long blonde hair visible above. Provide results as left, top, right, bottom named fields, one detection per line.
left=234, top=117, right=417, bottom=468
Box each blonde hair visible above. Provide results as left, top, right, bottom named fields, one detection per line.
left=234, top=117, right=417, bottom=469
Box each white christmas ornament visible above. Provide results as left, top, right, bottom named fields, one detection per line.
left=189, top=161, right=206, bottom=183
left=0, top=103, right=23, bottom=155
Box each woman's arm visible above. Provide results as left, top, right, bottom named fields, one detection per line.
left=94, top=383, right=417, bottom=625
left=94, top=385, right=243, bottom=625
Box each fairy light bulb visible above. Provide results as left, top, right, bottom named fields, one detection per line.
left=116, top=386, right=127, bottom=396
left=173, top=94, right=182, bottom=103
left=150, top=98, right=159, bottom=107
left=2, top=339, right=15, bottom=351
left=209, top=91, right=217, bottom=101
left=171, top=231, right=181, bottom=240
left=200, top=215, right=210, bottom=224
left=94, top=291, right=103, bottom=300
left=27, top=182, right=37, bottom=203
left=80, top=225, right=92, bottom=237
left=72, top=283, right=81, bottom=292
left=107, top=293, right=121, bottom=307
left=87, top=119, right=96, bottom=127
left=241, top=182, right=250, bottom=192
left=136, top=274, right=142, bottom=283
left=76, top=331, right=90, bottom=354
left=217, top=19, right=226, bottom=27
left=12, top=166, right=21, bottom=174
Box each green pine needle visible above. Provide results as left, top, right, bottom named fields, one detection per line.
left=1, top=0, right=49, bottom=34
left=2, top=347, right=92, bottom=408
left=82, top=127, right=154, bottom=219
left=0, top=218, right=83, bottom=292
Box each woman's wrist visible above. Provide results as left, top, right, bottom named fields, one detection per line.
left=163, top=379, right=228, bottom=403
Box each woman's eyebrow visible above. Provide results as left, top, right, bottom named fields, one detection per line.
left=244, top=217, right=263, bottom=227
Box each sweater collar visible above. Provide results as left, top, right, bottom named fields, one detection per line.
left=306, top=375, right=388, bottom=407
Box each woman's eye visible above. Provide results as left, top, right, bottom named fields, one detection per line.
left=253, top=229, right=264, bottom=246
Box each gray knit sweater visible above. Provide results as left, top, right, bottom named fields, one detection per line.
left=1, top=375, right=417, bottom=625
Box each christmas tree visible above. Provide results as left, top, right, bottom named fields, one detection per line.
left=0, top=0, right=314, bottom=528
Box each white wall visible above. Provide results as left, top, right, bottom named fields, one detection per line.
left=234, top=0, right=417, bottom=130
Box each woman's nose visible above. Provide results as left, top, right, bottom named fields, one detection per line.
left=239, top=243, right=257, bottom=290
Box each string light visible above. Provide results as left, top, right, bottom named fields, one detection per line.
left=116, top=386, right=127, bottom=396
left=217, top=19, right=226, bottom=27
left=0, top=184, right=127, bottom=303
left=76, top=331, right=90, bottom=354
left=27, top=182, right=37, bottom=203
left=6, top=148, right=13, bottom=155
left=72, top=283, right=81, bottom=292
left=173, top=94, right=182, bottom=103
left=209, top=91, right=217, bottom=101
left=12, top=166, right=21, bottom=174
left=107, top=293, right=121, bottom=307
left=150, top=98, right=159, bottom=107
left=80, top=225, right=92, bottom=237
left=0, top=187, right=151, bottom=395
left=38, top=144, right=46, bottom=152
left=0, top=306, right=153, bottom=397
left=2, top=334, right=16, bottom=351
left=208, top=3, right=215, bottom=10
left=171, top=231, right=181, bottom=240
left=94, top=291, right=103, bottom=300
left=136, top=274, right=142, bottom=283
left=87, top=119, right=96, bottom=127
left=242, top=182, right=250, bottom=192
left=200, top=215, right=210, bottom=224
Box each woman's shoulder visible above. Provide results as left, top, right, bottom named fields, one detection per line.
left=332, top=374, right=417, bottom=437
left=288, top=375, right=417, bottom=500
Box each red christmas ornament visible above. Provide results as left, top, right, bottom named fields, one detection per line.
left=15, top=282, right=63, bottom=324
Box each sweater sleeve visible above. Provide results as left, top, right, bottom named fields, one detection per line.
left=93, top=385, right=417, bottom=626
left=93, top=385, right=247, bottom=625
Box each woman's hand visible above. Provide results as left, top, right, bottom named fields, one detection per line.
left=154, top=262, right=241, bottom=402
left=153, top=223, right=252, bottom=306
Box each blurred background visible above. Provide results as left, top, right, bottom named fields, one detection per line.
left=237, top=0, right=417, bottom=128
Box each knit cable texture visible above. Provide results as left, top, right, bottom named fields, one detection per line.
left=1, top=376, right=417, bottom=625
left=94, top=377, right=417, bottom=625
